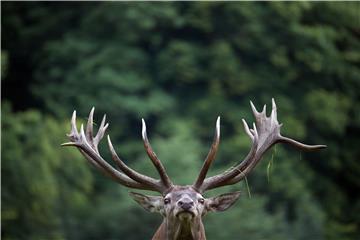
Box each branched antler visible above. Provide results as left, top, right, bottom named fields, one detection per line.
left=193, top=99, right=326, bottom=192
left=62, top=108, right=173, bottom=193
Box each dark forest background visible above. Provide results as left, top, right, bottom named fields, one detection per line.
left=2, top=2, right=360, bottom=240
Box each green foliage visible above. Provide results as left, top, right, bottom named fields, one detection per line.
left=2, top=2, right=360, bottom=240
left=2, top=103, right=94, bottom=239
left=305, top=90, right=351, bottom=135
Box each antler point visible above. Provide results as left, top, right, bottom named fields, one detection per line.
left=107, top=135, right=115, bottom=151
left=61, top=142, right=77, bottom=147
left=141, top=119, right=147, bottom=138
left=80, top=124, right=85, bottom=138
left=216, top=116, right=221, bottom=138
left=71, top=110, right=77, bottom=121
left=250, top=100, right=259, bottom=115
left=216, top=116, right=220, bottom=126
left=272, top=98, right=276, bottom=108
left=262, top=104, right=267, bottom=114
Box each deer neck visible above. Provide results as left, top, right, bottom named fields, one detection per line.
left=153, top=217, right=206, bottom=240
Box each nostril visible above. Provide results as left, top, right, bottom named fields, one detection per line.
left=178, top=199, right=194, bottom=210
left=181, top=202, right=192, bottom=210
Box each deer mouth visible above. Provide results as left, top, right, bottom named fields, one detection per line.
left=176, top=210, right=195, bottom=219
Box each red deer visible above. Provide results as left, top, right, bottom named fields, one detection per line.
left=62, top=99, right=326, bottom=240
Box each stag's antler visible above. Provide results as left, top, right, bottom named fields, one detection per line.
left=193, top=99, right=326, bottom=192
left=62, top=108, right=173, bottom=193
left=62, top=100, right=325, bottom=195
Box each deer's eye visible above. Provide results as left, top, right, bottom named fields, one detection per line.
left=164, top=198, right=171, bottom=204
left=198, top=198, right=205, bottom=204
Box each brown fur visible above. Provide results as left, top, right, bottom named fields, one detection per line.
left=152, top=218, right=206, bottom=240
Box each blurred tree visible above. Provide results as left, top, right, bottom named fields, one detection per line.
left=2, top=1, right=360, bottom=240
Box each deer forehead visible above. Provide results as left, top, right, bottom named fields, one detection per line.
left=165, top=187, right=202, bottom=200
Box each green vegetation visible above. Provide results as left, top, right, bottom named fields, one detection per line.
left=2, top=2, right=359, bottom=240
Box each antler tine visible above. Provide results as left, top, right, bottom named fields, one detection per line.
left=279, top=137, right=327, bottom=151
left=107, top=136, right=164, bottom=192
left=93, top=114, right=108, bottom=151
left=84, top=107, right=106, bottom=153
left=198, top=99, right=326, bottom=192
left=193, top=116, right=221, bottom=191
left=62, top=108, right=165, bottom=192
left=83, top=107, right=109, bottom=154
left=270, top=98, right=277, bottom=121
left=242, top=119, right=253, bottom=140
left=62, top=110, right=80, bottom=145
left=250, top=100, right=259, bottom=116
left=262, top=104, right=267, bottom=115
left=71, top=110, right=78, bottom=136
left=86, top=107, right=95, bottom=141
left=142, top=119, right=173, bottom=189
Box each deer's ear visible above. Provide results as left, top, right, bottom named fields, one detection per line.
left=206, top=191, right=240, bottom=212
left=129, top=192, right=163, bottom=213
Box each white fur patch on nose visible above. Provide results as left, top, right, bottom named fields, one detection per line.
left=179, top=194, right=192, bottom=202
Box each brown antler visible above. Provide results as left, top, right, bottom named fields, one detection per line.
left=61, top=108, right=172, bottom=193
left=194, top=99, right=326, bottom=192
left=142, top=119, right=173, bottom=189
left=193, top=116, right=220, bottom=190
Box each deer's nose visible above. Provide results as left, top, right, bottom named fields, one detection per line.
left=178, top=200, right=194, bottom=210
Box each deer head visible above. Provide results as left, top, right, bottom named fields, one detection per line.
left=62, top=99, right=326, bottom=240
